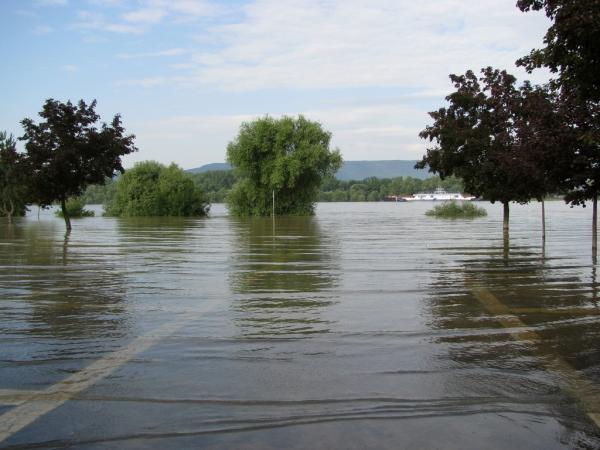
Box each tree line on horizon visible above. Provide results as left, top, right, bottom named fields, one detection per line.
left=80, top=169, right=465, bottom=205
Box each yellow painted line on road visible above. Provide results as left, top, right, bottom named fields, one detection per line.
left=470, top=285, right=600, bottom=429
left=0, top=390, right=45, bottom=406
left=0, top=301, right=218, bottom=444
left=509, top=307, right=600, bottom=315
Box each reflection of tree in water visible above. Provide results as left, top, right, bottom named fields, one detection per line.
left=0, top=222, right=127, bottom=340
left=230, top=216, right=339, bottom=338
left=424, top=243, right=600, bottom=447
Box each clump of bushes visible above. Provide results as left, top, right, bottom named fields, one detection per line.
left=104, top=161, right=209, bottom=217
left=425, top=201, right=487, bottom=218
left=55, top=197, right=95, bottom=218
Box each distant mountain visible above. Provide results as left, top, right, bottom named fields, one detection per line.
left=188, top=162, right=232, bottom=173
left=187, top=160, right=430, bottom=180
left=334, top=160, right=427, bottom=180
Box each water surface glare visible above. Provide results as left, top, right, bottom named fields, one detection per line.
left=1, top=202, right=600, bottom=449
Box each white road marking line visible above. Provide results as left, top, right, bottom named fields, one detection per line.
left=0, top=301, right=217, bottom=444
left=471, top=285, right=600, bottom=428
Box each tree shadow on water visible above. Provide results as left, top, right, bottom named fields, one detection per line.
left=229, top=216, right=340, bottom=339
left=423, top=240, right=600, bottom=448
left=0, top=222, right=128, bottom=341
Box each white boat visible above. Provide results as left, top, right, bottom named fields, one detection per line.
left=402, top=187, right=475, bottom=202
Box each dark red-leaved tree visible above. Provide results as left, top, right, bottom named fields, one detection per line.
left=20, top=99, right=137, bottom=232
left=417, top=67, right=548, bottom=234
left=517, top=0, right=600, bottom=254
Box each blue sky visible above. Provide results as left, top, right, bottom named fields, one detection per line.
left=1, top=0, right=550, bottom=169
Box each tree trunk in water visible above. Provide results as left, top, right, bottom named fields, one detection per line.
left=61, top=198, right=72, bottom=233
left=5, top=199, right=13, bottom=225
left=593, top=193, right=597, bottom=260
left=503, top=201, right=509, bottom=233
left=541, top=199, right=546, bottom=244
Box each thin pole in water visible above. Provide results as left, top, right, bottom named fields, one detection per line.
left=272, top=190, right=275, bottom=217
left=542, top=199, right=546, bottom=244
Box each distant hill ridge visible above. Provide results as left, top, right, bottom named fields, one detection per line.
left=188, top=160, right=429, bottom=180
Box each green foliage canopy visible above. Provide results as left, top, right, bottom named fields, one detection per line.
left=416, top=67, right=568, bottom=231
left=425, top=201, right=487, bottom=218
left=20, top=99, right=137, bottom=230
left=226, top=115, right=343, bottom=216
left=0, top=131, right=29, bottom=221
left=55, top=196, right=94, bottom=218
left=105, top=161, right=209, bottom=217
left=81, top=178, right=117, bottom=204
left=517, top=0, right=600, bottom=102
left=418, top=68, right=544, bottom=205
left=517, top=0, right=600, bottom=207
left=191, top=170, right=236, bottom=203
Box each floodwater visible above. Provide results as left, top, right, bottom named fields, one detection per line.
left=1, top=201, right=600, bottom=449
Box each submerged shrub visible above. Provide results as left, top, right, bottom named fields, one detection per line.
left=425, top=201, right=487, bottom=218
left=55, top=197, right=95, bottom=218
left=105, top=161, right=209, bottom=217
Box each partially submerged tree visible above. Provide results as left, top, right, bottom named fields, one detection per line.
left=514, top=83, right=573, bottom=242
left=227, top=115, right=342, bottom=216
left=55, top=196, right=95, bottom=218
left=105, top=161, right=209, bottom=217
left=517, top=0, right=600, bottom=253
left=417, top=68, right=548, bottom=233
left=0, top=131, right=29, bottom=222
left=20, top=99, right=137, bottom=232
left=517, top=0, right=600, bottom=102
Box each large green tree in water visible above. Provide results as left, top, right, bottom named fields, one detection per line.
left=517, top=0, right=600, bottom=254
left=20, top=99, right=137, bottom=232
left=226, top=115, right=342, bottom=216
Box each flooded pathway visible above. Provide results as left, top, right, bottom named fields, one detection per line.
left=1, top=202, right=599, bottom=449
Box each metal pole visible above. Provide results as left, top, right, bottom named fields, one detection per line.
left=272, top=190, right=275, bottom=217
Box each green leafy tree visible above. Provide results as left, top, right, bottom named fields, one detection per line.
left=417, top=68, right=549, bottom=232
left=20, top=99, right=137, bottom=232
left=331, top=189, right=348, bottom=202
left=514, top=83, right=573, bottom=241
left=349, top=183, right=367, bottom=202
left=55, top=196, right=94, bottom=218
left=226, top=115, right=342, bottom=216
left=517, top=0, right=600, bottom=102
left=192, top=170, right=237, bottom=203
left=0, top=131, right=29, bottom=222
left=82, top=178, right=117, bottom=204
left=518, top=0, right=600, bottom=253
left=105, top=161, right=209, bottom=217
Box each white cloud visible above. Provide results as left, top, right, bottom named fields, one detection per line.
left=117, top=48, right=187, bottom=59
left=81, top=0, right=553, bottom=166
left=75, top=0, right=221, bottom=34
left=87, top=0, right=124, bottom=6
left=60, top=64, right=79, bottom=72
left=74, top=10, right=146, bottom=34
left=36, top=0, right=68, bottom=6
left=126, top=101, right=431, bottom=168
left=167, top=0, right=551, bottom=92
left=170, top=0, right=218, bottom=17
left=33, top=25, right=54, bottom=34
left=117, top=77, right=168, bottom=87
left=122, top=8, right=166, bottom=24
